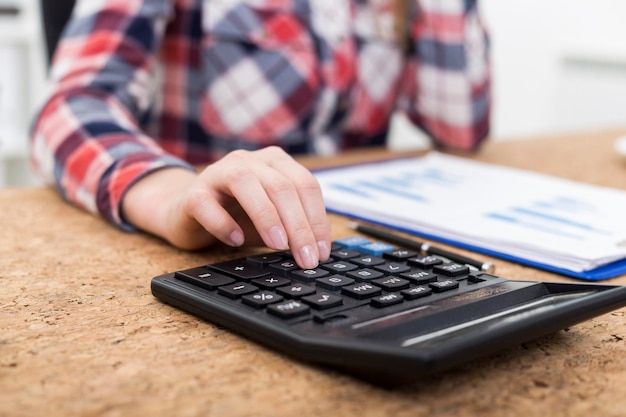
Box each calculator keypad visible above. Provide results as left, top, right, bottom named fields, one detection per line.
left=174, top=238, right=495, bottom=322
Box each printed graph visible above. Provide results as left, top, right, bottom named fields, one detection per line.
left=327, top=167, right=464, bottom=204
left=485, top=196, right=611, bottom=241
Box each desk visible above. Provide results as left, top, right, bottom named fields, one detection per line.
left=2, top=129, right=626, bottom=417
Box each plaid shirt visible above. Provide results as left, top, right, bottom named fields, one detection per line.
left=31, top=0, right=490, bottom=229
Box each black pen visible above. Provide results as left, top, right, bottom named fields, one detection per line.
left=347, top=222, right=495, bottom=273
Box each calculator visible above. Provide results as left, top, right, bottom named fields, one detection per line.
left=151, top=237, right=626, bottom=385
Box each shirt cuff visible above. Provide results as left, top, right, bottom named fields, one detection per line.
left=96, top=153, right=195, bottom=231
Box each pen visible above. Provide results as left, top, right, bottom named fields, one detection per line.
left=347, top=222, right=495, bottom=274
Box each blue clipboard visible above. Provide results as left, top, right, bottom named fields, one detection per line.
left=314, top=153, right=626, bottom=282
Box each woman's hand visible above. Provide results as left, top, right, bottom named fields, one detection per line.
left=121, top=147, right=331, bottom=269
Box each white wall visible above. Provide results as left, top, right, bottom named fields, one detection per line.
left=390, top=0, right=626, bottom=149
left=481, top=0, right=626, bottom=139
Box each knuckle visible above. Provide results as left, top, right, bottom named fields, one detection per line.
left=254, top=204, right=277, bottom=221
left=299, top=175, right=322, bottom=193
left=289, top=223, right=315, bottom=242
left=266, top=176, right=296, bottom=196
left=263, top=146, right=287, bottom=157
left=224, top=164, right=255, bottom=185
left=310, top=216, right=331, bottom=234
left=226, top=149, right=251, bottom=160
left=185, top=186, right=210, bottom=213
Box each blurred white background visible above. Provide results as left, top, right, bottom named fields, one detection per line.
left=1, top=0, right=626, bottom=186
left=390, top=0, right=626, bottom=149
left=480, top=0, right=626, bottom=140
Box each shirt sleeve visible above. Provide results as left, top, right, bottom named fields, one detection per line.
left=400, top=0, right=491, bottom=150
left=30, top=0, right=194, bottom=230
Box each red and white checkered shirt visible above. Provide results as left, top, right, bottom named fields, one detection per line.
left=31, top=0, right=490, bottom=229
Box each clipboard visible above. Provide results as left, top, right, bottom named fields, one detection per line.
left=313, top=152, right=626, bottom=281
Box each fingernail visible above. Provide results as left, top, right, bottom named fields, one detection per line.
left=269, top=225, right=289, bottom=250
left=299, top=245, right=318, bottom=270
left=229, top=230, right=245, bottom=247
left=317, top=240, right=330, bottom=260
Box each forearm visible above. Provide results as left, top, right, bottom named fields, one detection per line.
left=30, top=89, right=194, bottom=226
left=30, top=0, right=175, bottom=222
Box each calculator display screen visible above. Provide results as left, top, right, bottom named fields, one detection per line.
left=353, top=281, right=597, bottom=348
left=352, top=281, right=533, bottom=331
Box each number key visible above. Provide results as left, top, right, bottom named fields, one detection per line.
left=316, top=275, right=355, bottom=290
left=321, top=261, right=358, bottom=274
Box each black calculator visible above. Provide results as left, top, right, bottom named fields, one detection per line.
left=151, top=237, right=626, bottom=385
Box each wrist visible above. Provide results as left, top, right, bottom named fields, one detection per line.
left=121, top=167, right=197, bottom=240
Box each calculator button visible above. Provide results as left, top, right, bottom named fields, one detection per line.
left=316, top=275, right=355, bottom=290
left=175, top=267, right=235, bottom=290
left=276, top=284, right=316, bottom=298
left=358, top=242, right=395, bottom=256
left=371, top=276, right=411, bottom=291
left=468, top=275, right=485, bottom=284
left=429, top=280, right=460, bottom=293
left=346, top=268, right=384, bottom=281
left=433, top=263, right=470, bottom=277
left=269, top=260, right=299, bottom=276
left=301, top=293, right=343, bottom=310
left=267, top=300, right=310, bottom=319
left=321, top=261, right=358, bottom=274
left=218, top=283, right=258, bottom=299
left=291, top=268, right=330, bottom=282
left=342, top=283, right=382, bottom=299
left=374, top=262, right=411, bottom=275
left=330, top=249, right=361, bottom=259
left=210, top=260, right=269, bottom=280
left=383, top=250, right=418, bottom=261
left=371, top=293, right=404, bottom=308
left=400, top=270, right=438, bottom=284
left=334, top=237, right=370, bottom=248
left=247, top=253, right=284, bottom=266
left=251, top=276, right=291, bottom=289
left=469, top=272, right=497, bottom=284
left=407, top=256, right=443, bottom=268
left=242, top=291, right=283, bottom=308
left=350, top=255, right=385, bottom=267
left=401, top=286, right=432, bottom=300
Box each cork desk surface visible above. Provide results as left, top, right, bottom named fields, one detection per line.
left=2, top=128, right=626, bottom=417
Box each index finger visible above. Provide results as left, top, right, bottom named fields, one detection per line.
left=259, top=147, right=331, bottom=261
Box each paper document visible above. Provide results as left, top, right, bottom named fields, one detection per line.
left=314, top=152, right=626, bottom=276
